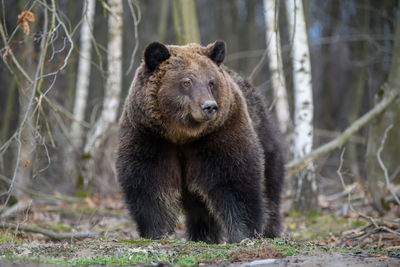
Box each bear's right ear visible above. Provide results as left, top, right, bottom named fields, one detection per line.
left=144, top=42, right=171, bottom=72
left=206, top=40, right=226, bottom=66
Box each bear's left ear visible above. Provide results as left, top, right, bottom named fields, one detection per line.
left=206, top=40, right=226, bottom=66
left=144, top=42, right=171, bottom=72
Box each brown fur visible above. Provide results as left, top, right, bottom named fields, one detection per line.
left=116, top=41, right=284, bottom=243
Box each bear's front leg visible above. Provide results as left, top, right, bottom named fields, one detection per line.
left=190, top=137, right=266, bottom=243
left=116, top=128, right=181, bottom=239
left=206, top=180, right=264, bottom=243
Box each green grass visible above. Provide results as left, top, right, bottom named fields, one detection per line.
left=119, top=237, right=154, bottom=245
left=285, top=210, right=366, bottom=241
left=1, top=255, right=69, bottom=266
left=35, top=223, right=72, bottom=232
left=0, top=232, right=25, bottom=244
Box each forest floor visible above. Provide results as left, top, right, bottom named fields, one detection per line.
left=0, top=188, right=399, bottom=266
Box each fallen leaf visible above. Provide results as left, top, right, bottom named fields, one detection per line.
left=17, top=9, right=35, bottom=35
left=23, top=159, right=30, bottom=168
left=373, top=254, right=387, bottom=258
left=84, top=197, right=96, bottom=208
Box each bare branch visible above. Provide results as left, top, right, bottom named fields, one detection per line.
left=286, top=88, right=399, bottom=175
left=126, top=0, right=141, bottom=74
left=1, top=222, right=99, bottom=240
left=0, top=200, right=32, bottom=219
left=376, top=124, right=400, bottom=205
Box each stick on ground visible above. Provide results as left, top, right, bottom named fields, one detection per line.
left=1, top=222, right=99, bottom=240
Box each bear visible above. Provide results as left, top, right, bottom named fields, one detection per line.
left=116, top=40, right=284, bottom=243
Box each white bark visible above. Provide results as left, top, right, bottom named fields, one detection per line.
left=285, top=0, right=317, bottom=210
left=84, top=0, right=123, bottom=154
left=70, top=0, right=96, bottom=150
left=263, top=0, right=290, bottom=134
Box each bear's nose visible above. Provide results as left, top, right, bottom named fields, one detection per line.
left=201, top=100, right=218, bottom=118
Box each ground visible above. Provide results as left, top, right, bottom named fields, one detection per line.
left=0, top=191, right=399, bottom=266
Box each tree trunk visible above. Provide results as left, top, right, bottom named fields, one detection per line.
left=65, top=0, right=96, bottom=179
left=172, top=0, right=200, bottom=45
left=83, top=0, right=123, bottom=188
left=366, top=3, right=400, bottom=213
left=285, top=0, right=317, bottom=211
left=348, top=0, right=370, bottom=180
left=1, top=79, right=16, bottom=143
left=13, top=1, right=39, bottom=199
left=65, top=0, right=80, bottom=109
left=263, top=0, right=290, bottom=135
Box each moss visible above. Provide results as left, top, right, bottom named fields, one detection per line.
left=35, top=223, right=71, bottom=232
left=119, top=238, right=154, bottom=245
left=176, top=255, right=198, bottom=266
left=1, top=255, right=69, bottom=266
left=330, top=247, right=351, bottom=254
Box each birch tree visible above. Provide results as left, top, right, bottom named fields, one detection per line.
left=285, top=0, right=317, bottom=211
left=83, top=0, right=123, bottom=184
left=263, top=0, right=290, bottom=134
left=66, top=0, right=96, bottom=177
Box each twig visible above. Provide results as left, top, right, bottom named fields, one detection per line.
left=336, top=148, right=356, bottom=214
left=376, top=124, right=400, bottom=205
left=1, top=222, right=99, bottom=240
left=0, top=199, right=32, bottom=219
left=390, top=165, right=400, bottom=181
left=248, top=47, right=268, bottom=83
left=0, top=23, right=33, bottom=83
left=126, top=0, right=141, bottom=75
left=336, top=149, right=400, bottom=246
left=286, top=88, right=399, bottom=175
left=342, top=223, right=371, bottom=237
left=36, top=0, right=74, bottom=79
left=0, top=1, right=53, bottom=205
left=324, top=183, right=357, bottom=202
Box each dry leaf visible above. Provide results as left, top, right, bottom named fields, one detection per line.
left=23, top=159, right=30, bottom=168
left=84, top=197, right=96, bottom=208
left=373, top=254, right=388, bottom=258
left=17, top=9, right=35, bottom=35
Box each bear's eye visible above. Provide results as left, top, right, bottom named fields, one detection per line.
left=208, top=80, right=215, bottom=90
left=182, top=78, right=192, bottom=88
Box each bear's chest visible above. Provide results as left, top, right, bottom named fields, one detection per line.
left=162, top=143, right=204, bottom=187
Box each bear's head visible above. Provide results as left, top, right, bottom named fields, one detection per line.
left=130, top=41, right=235, bottom=144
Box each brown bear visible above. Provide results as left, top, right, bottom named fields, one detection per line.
left=116, top=41, right=284, bottom=243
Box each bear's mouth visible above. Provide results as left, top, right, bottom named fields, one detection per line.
left=187, top=114, right=209, bottom=125
left=189, top=106, right=217, bottom=123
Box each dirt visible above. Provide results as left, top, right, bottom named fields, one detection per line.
left=232, top=251, right=400, bottom=267
left=229, top=248, right=284, bottom=263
